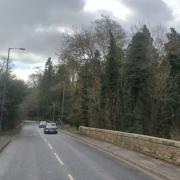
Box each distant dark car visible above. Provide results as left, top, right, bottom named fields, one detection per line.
left=44, top=122, right=58, bottom=134
left=39, top=121, right=47, bottom=128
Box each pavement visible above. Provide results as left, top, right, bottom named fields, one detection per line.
left=0, top=121, right=163, bottom=180
left=61, top=130, right=180, bottom=180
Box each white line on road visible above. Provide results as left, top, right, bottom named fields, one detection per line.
left=54, top=152, right=64, bottom=165
left=38, top=130, right=48, bottom=144
left=38, top=130, right=43, bottom=137
left=68, top=174, right=74, bottom=180
left=48, top=143, right=53, bottom=150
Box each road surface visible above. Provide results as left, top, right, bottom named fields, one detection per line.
left=0, top=122, right=158, bottom=180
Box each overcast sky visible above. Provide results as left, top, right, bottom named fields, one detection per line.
left=0, top=0, right=179, bottom=81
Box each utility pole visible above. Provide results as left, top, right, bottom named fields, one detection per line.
left=60, top=82, right=65, bottom=128
left=52, top=103, right=55, bottom=122
left=0, top=48, right=25, bottom=130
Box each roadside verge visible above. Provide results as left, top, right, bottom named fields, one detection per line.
left=60, top=129, right=180, bottom=180
left=0, top=122, right=23, bottom=153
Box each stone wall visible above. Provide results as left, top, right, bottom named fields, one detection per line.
left=79, top=126, right=180, bottom=166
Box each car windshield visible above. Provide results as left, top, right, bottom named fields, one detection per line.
left=46, top=123, right=56, bottom=128
left=40, top=121, right=46, bottom=125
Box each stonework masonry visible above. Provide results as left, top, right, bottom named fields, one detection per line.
left=79, top=126, right=180, bottom=166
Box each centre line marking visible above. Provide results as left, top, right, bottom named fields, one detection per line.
left=48, top=143, right=53, bottom=150
left=68, top=174, right=74, bottom=180
left=39, top=132, right=43, bottom=137
left=54, top=152, right=64, bottom=165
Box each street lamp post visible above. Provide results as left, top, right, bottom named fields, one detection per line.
left=60, top=82, right=65, bottom=128
left=52, top=103, right=56, bottom=122
left=0, top=48, right=26, bottom=130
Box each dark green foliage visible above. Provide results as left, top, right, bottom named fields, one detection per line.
left=79, top=65, right=89, bottom=126
left=125, top=25, right=155, bottom=134
left=0, top=76, right=27, bottom=130
left=38, top=57, right=56, bottom=120
left=22, top=21, right=180, bottom=139
left=164, top=28, right=180, bottom=137
left=79, top=51, right=101, bottom=127
left=102, top=31, right=121, bottom=130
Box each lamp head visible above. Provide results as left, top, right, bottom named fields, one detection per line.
left=19, top=48, right=26, bottom=51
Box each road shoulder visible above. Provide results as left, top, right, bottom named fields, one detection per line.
left=60, top=129, right=180, bottom=180
left=0, top=136, right=12, bottom=153
left=0, top=126, right=22, bottom=153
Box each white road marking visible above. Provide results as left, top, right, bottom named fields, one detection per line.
left=68, top=174, right=74, bottom=180
left=39, top=132, right=44, bottom=139
left=48, top=143, right=53, bottom=150
left=54, top=152, right=64, bottom=165
left=38, top=130, right=48, bottom=143
left=37, top=129, right=43, bottom=137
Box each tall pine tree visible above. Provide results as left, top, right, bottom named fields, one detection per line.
left=125, top=25, right=155, bottom=134
left=164, top=28, right=180, bottom=137
left=39, top=57, right=55, bottom=119
left=103, top=31, right=120, bottom=130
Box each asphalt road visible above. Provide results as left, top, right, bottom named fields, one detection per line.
left=0, top=122, right=158, bottom=180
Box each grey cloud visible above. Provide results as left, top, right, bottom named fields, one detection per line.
left=14, top=30, right=64, bottom=56
left=0, top=0, right=176, bottom=67
left=0, top=0, right=85, bottom=26
left=122, top=0, right=173, bottom=25
left=0, top=0, right=97, bottom=64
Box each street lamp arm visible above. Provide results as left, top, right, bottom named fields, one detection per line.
left=9, top=48, right=26, bottom=51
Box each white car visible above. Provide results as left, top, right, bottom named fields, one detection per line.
left=39, top=121, right=47, bottom=128
left=44, top=122, right=58, bottom=134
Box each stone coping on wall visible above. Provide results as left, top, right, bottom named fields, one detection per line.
left=80, top=126, right=180, bottom=147
left=79, top=126, right=180, bottom=165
